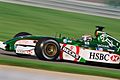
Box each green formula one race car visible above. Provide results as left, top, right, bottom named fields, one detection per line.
left=0, top=26, right=120, bottom=64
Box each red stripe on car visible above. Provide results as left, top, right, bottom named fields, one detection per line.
left=60, top=44, right=67, bottom=60
left=74, top=46, right=80, bottom=62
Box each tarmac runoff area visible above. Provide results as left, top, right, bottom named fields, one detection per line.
left=0, top=65, right=118, bottom=80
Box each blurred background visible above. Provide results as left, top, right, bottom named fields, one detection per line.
left=80, top=0, right=120, bottom=7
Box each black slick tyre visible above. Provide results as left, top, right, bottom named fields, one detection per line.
left=14, top=32, right=32, bottom=38
left=35, top=37, right=60, bottom=60
left=14, top=32, right=32, bottom=56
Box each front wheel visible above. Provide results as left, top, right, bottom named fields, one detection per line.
left=35, top=38, right=60, bottom=60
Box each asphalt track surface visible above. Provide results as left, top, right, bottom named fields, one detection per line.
left=0, top=49, right=120, bottom=70
left=0, top=65, right=119, bottom=80
left=0, top=0, right=120, bottom=19
left=0, top=49, right=120, bottom=80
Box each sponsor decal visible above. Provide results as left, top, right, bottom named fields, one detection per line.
left=63, top=39, right=72, bottom=43
left=16, top=40, right=30, bottom=44
left=96, top=47, right=103, bottom=51
left=99, top=34, right=106, bottom=42
left=97, top=44, right=109, bottom=48
left=82, top=49, right=120, bottom=64
left=15, top=40, right=37, bottom=46
left=26, top=50, right=33, bottom=54
left=60, top=44, right=67, bottom=59
left=110, top=55, right=119, bottom=62
left=117, top=47, right=120, bottom=52
left=89, top=52, right=109, bottom=61
left=99, top=34, right=114, bottom=47
left=74, top=46, right=80, bottom=62
left=16, top=49, right=34, bottom=55
left=62, top=46, right=80, bottom=60
left=16, top=45, right=35, bottom=55
left=70, top=46, right=74, bottom=50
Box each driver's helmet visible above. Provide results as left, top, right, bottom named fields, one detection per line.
left=81, top=35, right=92, bottom=41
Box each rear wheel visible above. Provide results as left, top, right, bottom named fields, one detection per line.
left=35, top=38, right=60, bottom=60
left=14, top=32, right=32, bottom=56
left=14, top=32, right=32, bottom=38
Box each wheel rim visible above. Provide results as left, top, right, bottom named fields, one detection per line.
left=44, top=43, right=57, bottom=57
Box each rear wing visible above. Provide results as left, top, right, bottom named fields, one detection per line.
left=96, top=26, right=105, bottom=31
left=95, top=26, right=105, bottom=37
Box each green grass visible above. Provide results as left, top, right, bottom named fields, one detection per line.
left=0, top=2, right=120, bottom=79
left=0, top=55, right=120, bottom=79
left=0, top=2, right=120, bottom=41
